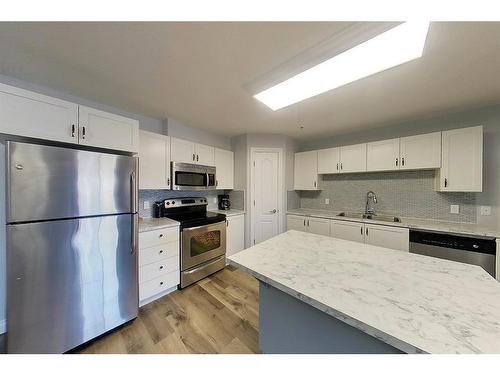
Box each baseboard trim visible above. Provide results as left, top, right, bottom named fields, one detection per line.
left=139, top=286, right=177, bottom=308
left=0, top=319, right=6, bottom=334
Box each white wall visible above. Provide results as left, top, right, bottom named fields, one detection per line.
left=0, top=143, right=5, bottom=333
left=298, top=103, right=500, bottom=232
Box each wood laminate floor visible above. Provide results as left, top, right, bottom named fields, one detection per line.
left=77, top=265, right=259, bottom=354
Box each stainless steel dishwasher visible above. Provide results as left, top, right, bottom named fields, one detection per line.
left=409, top=230, right=497, bottom=278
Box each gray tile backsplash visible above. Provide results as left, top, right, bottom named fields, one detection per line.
left=228, top=190, right=245, bottom=210
left=139, top=190, right=226, bottom=218
left=297, top=170, right=477, bottom=223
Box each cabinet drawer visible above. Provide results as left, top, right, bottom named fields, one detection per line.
left=139, top=226, right=179, bottom=248
left=139, top=271, right=179, bottom=301
left=139, top=241, right=179, bottom=266
left=139, top=256, right=179, bottom=284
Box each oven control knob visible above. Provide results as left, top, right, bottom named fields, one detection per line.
left=166, top=202, right=170, bottom=205
left=172, top=201, right=175, bottom=205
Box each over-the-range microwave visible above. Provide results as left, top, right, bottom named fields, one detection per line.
left=171, top=162, right=216, bottom=191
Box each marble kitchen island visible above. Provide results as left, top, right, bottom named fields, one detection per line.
left=228, top=230, right=500, bottom=354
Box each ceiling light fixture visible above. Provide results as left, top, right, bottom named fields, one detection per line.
left=254, top=22, right=430, bottom=111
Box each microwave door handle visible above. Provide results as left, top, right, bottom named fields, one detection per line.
left=206, top=172, right=209, bottom=187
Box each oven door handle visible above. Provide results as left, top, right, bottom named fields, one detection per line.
left=182, top=221, right=226, bottom=233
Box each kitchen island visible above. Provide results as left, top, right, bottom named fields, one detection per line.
left=228, top=230, right=500, bottom=354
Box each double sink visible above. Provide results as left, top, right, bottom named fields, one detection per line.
left=337, top=212, right=401, bottom=223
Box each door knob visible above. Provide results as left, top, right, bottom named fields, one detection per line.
left=269, top=209, right=277, bottom=214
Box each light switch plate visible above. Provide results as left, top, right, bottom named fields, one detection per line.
left=325, top=198, right=330, bottom=204
left=480, top=206, right=491, bottom=216
left=143, top=201, right=150, bottom=210
left=450, top=204, right=459, bottom=214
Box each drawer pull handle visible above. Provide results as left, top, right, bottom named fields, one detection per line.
left=159, top=234, right=164, bottom=238
left=160, top=265, right=164, bottom=270
left=159, top=250, right=164, bottom=254
left=160, top=281, right=164, bottom=286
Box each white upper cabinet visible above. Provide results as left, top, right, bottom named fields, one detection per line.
left=366, top=138, right=400, bottom=172
left=214, top=148, right=234, bottom=189
left=78, top=106, right=139, bottom=152
left=195, top=143, right=215, bottom=166
left=170, top=137, right=215, bottom=166
left=437, top=126, right=483, bottom=192
left=339, top=143, right=367, bottom=173
left=317, top=147, right=341, bottom=174
left=0, top=83, right=78, bottom=144
left=294, top=151, right=318, bottom=190
left=364, top=224, right=409, bottom=251
left=170, top=137, right=196, bottom=163
left=138, top=130, right=170, bottom=189
left=400, top=132, right=441, bottom=170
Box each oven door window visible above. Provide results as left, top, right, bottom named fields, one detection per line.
left=175, top=171, right=207, bottom=187
left=190, top=230, right=221, bottom=257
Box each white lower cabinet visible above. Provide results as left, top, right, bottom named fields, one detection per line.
left=286, top=214, right=330, bottom=236
left=330, top=220, right=365, bottom=243
left=139, top=226, right=180, bottom=306
left=226, top=214, right=245, bottom=257
left=364, top=224, right=409, bottom=251
left=331, top=220, right=409, bottom=251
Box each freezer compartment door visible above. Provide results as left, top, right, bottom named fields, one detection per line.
left=7, top=214, right=138, bottom=353
left=7, top=141, right=138, bottom=223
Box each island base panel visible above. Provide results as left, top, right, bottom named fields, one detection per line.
left=259, top=282, right=403, bottom=354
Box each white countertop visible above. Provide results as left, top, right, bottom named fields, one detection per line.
left=138, top=217, right=180, bottom=233
left=209, top=209, right=245, bottom=217
left=229, top=230, right=500, bottom=354
left=287, top=208, right=500, bottom=238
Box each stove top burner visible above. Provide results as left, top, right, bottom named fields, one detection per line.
left=154, top=196, right=226, bottom=229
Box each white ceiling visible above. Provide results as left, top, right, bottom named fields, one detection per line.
left=1, top=22, right=499, bottom=140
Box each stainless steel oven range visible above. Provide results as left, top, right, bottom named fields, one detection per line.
left=155, top=197, right=226, bottom=288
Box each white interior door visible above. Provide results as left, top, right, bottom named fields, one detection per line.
left=253, top=151, right=280, bottom=245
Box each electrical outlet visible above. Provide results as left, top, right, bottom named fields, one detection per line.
left=450, top=204, right=459, bottom=214
left=143, top=201, right=150, bottom=210
left=480, top=206, right=491, bottom=216
left=325, top=198, right=330, bottom=205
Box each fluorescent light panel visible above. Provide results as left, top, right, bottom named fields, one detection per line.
left=254, top=22, right=430, bottom=111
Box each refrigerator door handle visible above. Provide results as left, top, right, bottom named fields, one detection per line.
left=130, top=171, right=138, bottom=212
left=131, top=214, right=138, bottom=255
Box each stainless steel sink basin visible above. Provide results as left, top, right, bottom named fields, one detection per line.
left=337, top=212, right=401, bottom=223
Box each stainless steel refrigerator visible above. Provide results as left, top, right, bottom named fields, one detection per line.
left=5, top=141, right=139, bottom=353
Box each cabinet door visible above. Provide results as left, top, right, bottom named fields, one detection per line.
left=0, top=83, right=78, bottom=144
left=226, top=214, right=245, bottom=257
left=214, top=148, right=234, bottom=189
left=195, top=143, right=215, bottom=166
left=364, top=224, right=409, bottom=251
left=287, top=215, right=307, bottom=232
left=78, top=106, right=139, bottom=152
left=339, top=144, right=367, bottom=173
left=170, top=137, right=196, bottom=163
left=294, top=151, right=318, bottom=190
left=330, top=220, right=364, bottom=243
left=317, top=147, right=340, bottom=174
left=400, top=132, right=441, bottom=170
left=366, top=138, right=400, bottom=172
left=439, top=126, right=483, bottom=192
left=306, top=217, right=330, bottom=236
left=138, top=130, right=170, bottom=189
